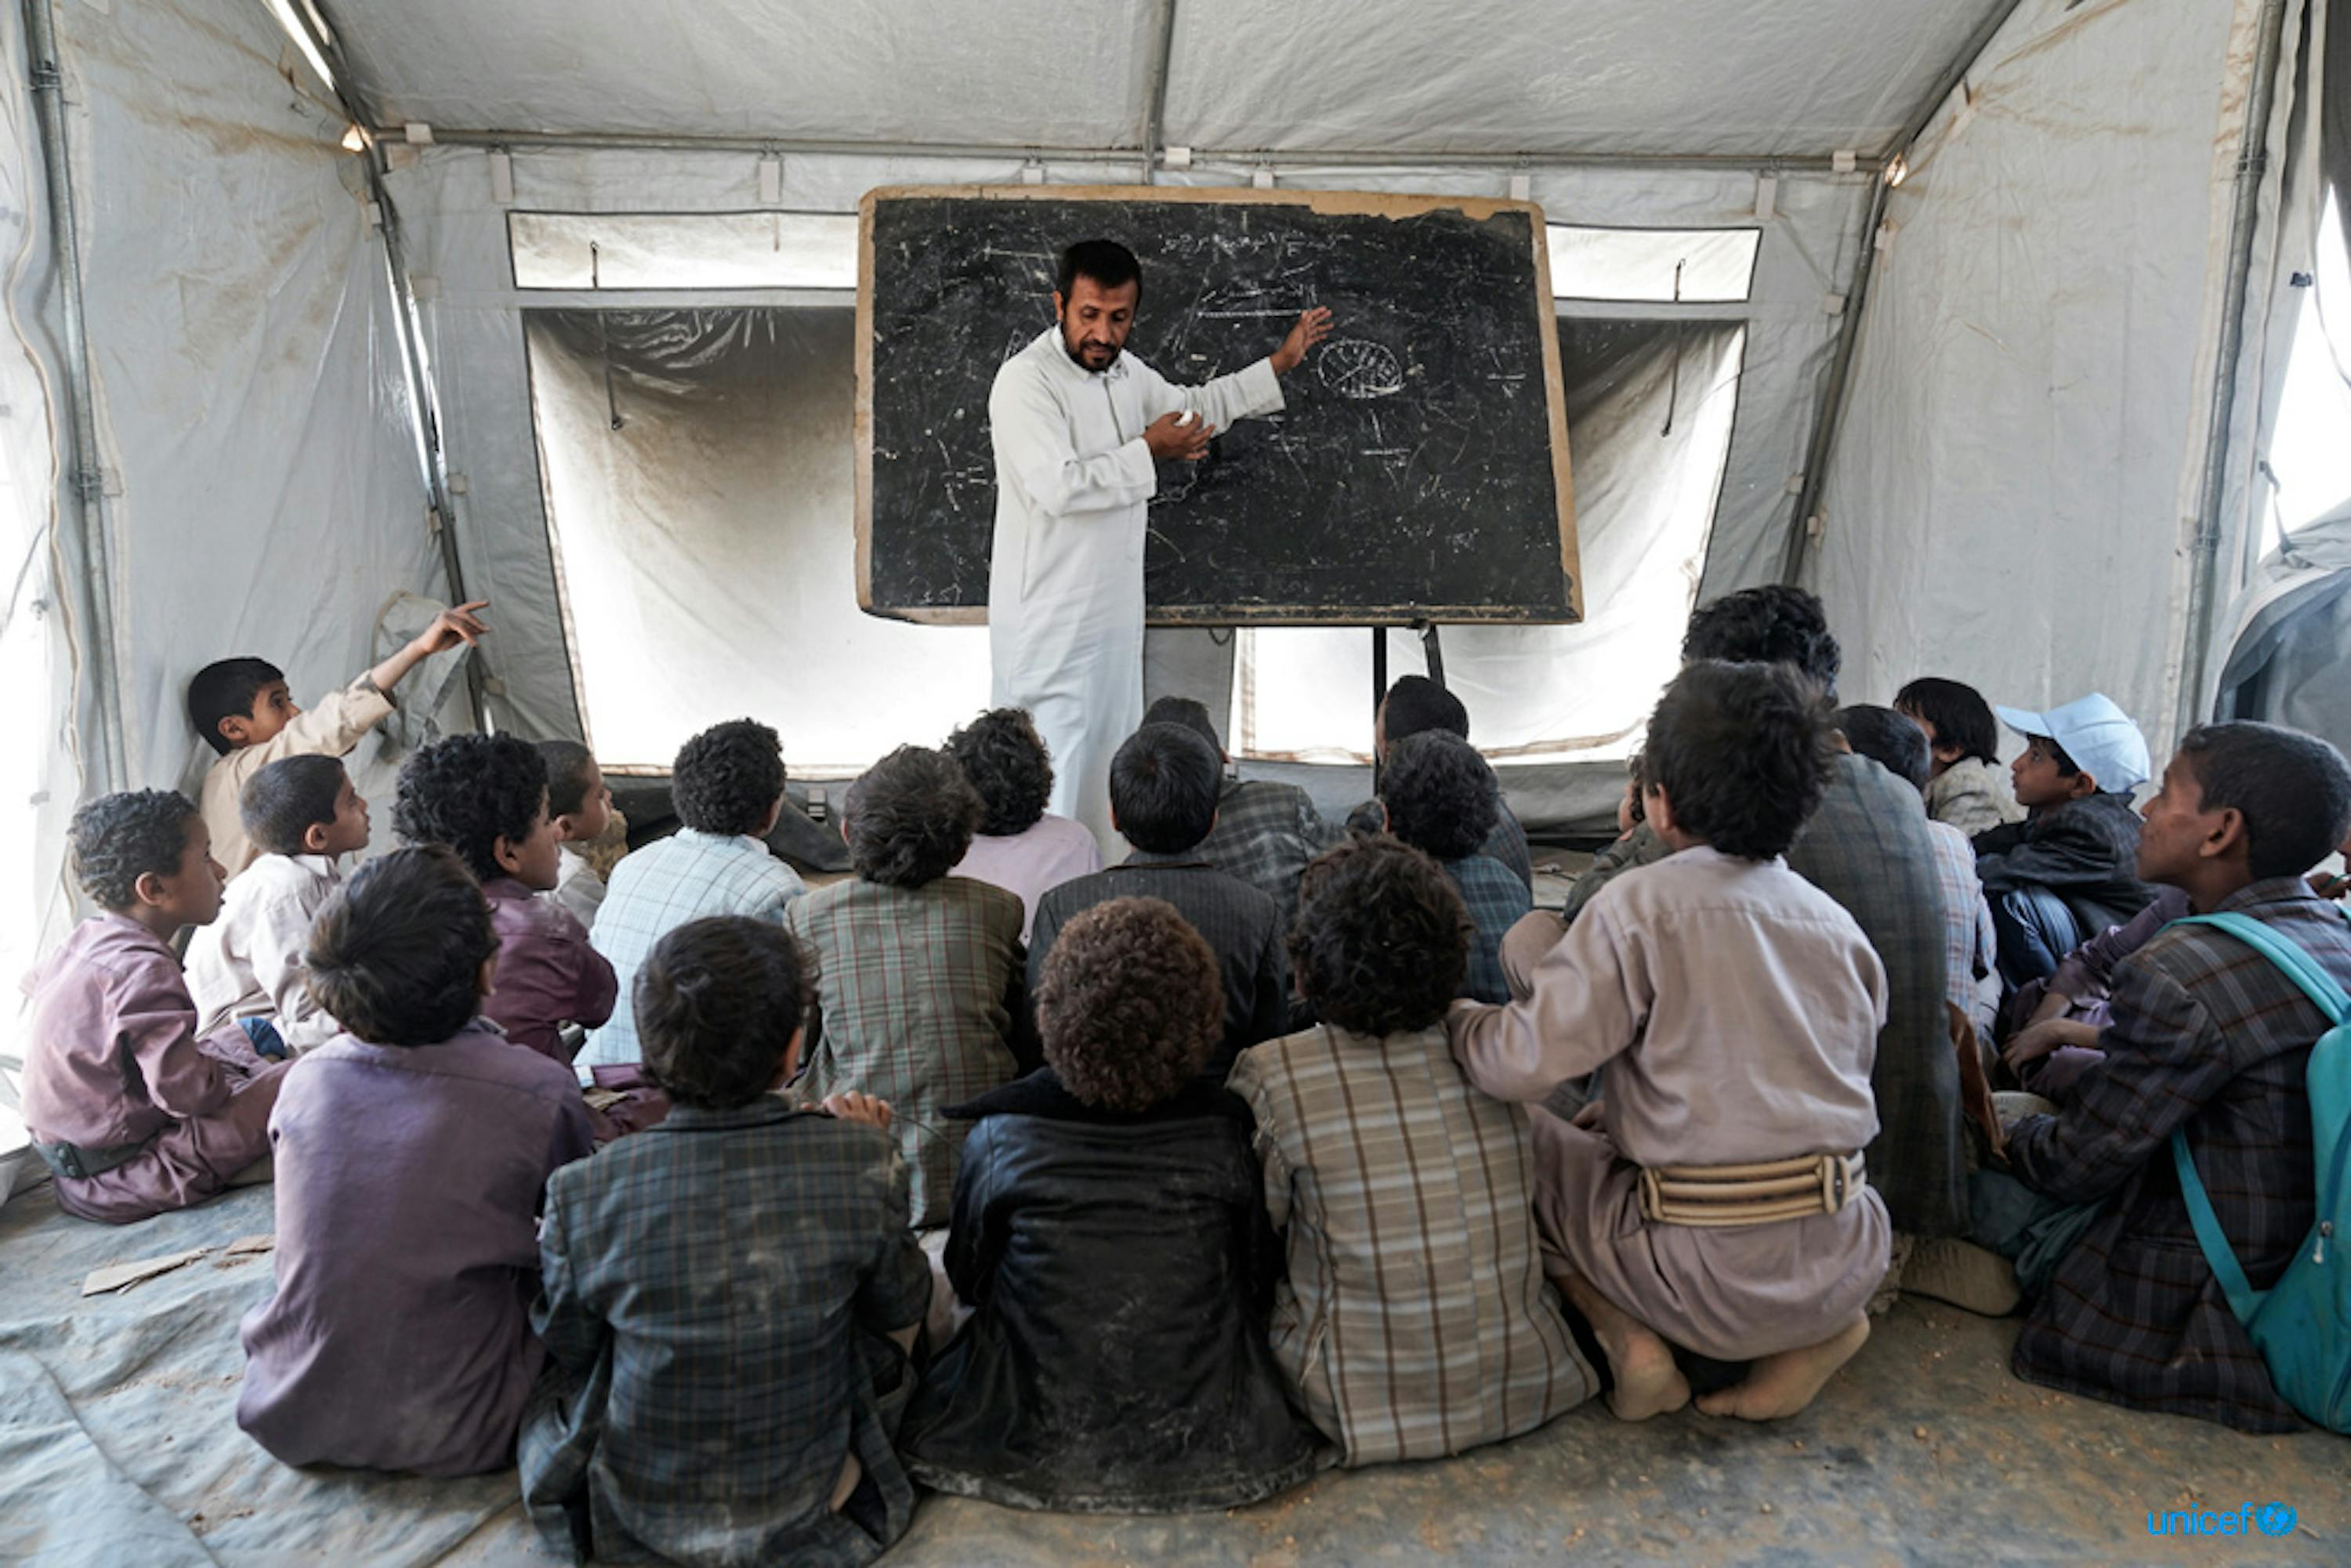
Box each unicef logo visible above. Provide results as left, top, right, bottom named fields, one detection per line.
left=2146, top=1501, right=2297, bottom=1538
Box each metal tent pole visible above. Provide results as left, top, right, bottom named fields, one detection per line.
left=22, top=0, right=125, bottom=790
left=1139, top=0, right=1179, bottom=184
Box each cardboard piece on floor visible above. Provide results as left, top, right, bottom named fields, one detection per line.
left=81, top=1247, right=212, bottom=1297
left=222, top=1234, right=273, bottom=1258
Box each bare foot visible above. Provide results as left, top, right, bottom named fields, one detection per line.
left=1605, top=1325, right=1693, bottom=1421
left=1696, top=1315, right=1870, bottom=1421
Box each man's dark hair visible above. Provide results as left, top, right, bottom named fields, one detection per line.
left=1038, top=897, right=1222, bottom=1112
left=538, top=739, right=600, bottom=820
left=671, top=719, right=785, bottom=837
left=635, top=917, right=812, bottom=1110
left=306, top=845, right=494, bottom=1046
left=393, top=733, right=548, bottom=885
left=242, top=755, right=349, bottom=857
left=1683, top=585, right=1842, bottom=701
left=843, top=745, right=983, bottom=888
left=1645, top=661, right=1834, bottom=860
left=1382, top=675, right=1470, bottom=746
left=1893, top=677, right=2000, bottom=766
left=1058, top=238, right=1141, bottom=302
left=186, top=657, right=283, bottom=755
left=1835, top=704, right=1930, bottom=793
left=945, top=708, right=1055, bottom=837
left=1109, top=722, right=1223, bottom=853
left=2176, top=722, right=2351, bottom=881
left=1143, top=695, right=1223, bottom=755
left=1380, top=731, right=1500, bottom=861
left=70, top=789, right=200, bottom=910
left=1290, top=838, right=1469, bottom=1037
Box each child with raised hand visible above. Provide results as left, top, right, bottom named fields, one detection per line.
left=536, top=740, right=614, bottom=932
left=187, top=599, right=487, bottom=879
left=20, top=791, right=287, bottom=1223
left=237, top=846, right=596, bottom=1475
left=904, top=896, right=1324, bottom=1512
left=188, top=755, right=371, bottom=1055
left=1895, top=676, right=2024, bottom=837
left=1231, top=837, right=1595, bottom=1465
left=520, top=918, right=929, bottom=1566
left=393, top=733, right=617, bottom=1064
left=1451, top=661, right=1891, bottom=1423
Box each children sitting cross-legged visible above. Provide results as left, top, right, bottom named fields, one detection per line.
left=1378, top=730, right=1531, bottom=1003
left=1974, top=722, right=2351, bottom=1432
left=1144, top=695, right=1341, bottom=932
left=1451, top=661, right=1892, bottom=1422
left=1029, top=722, right=1291, bottom=1082
left=21, top=791, right=288, bottom=1223
left=1230, top=837, right=1596, bottom=1465
left=393, top=734, right=617, bottom=1065
left=945, top=707, right=1100, bottom=943
left=187, top=599, right=487, bottom=879
left=187, top=755, right=372, bottom=1055
left=520, top=918, right=930, bottom=1566
left=903, top=896, right=1325, bottom=1511
left=1895, top=676, right=2025, bottom=838
left=787, top=744, right=1026, bottom=1229
left=579, top=719, right=806, bottom=1078
left=537, top=739, right=614, bottom=932
left=237, top=846, right=596, bottom=1474
left=1972, top=692, right=2160, bottom=987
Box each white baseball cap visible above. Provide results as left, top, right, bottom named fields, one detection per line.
left=1994, top=693, right=2152, bottom=794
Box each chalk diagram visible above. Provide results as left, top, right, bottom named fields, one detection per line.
left=1317, top=339, right=1405, bottom=400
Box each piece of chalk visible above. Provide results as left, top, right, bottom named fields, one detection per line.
left=1175, top=410, right=1199, bottom=427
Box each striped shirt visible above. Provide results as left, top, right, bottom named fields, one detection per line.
left=787, top=876, right=1026, bottom=1228
left=579, top=830, right=806, bottom=1077
left=1228, top=1023, right=1595, bottom=1465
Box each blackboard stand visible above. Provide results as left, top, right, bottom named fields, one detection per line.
left=1370, top=623, right=1447, bottom=792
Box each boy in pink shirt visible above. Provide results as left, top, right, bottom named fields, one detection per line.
left=20, top=790, right=287, bottom=1222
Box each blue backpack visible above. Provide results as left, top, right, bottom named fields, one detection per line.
left=2169, top=910, right=2351, bottom=1432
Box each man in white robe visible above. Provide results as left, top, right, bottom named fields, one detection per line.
left=987, top=238, right=1331, bottom=852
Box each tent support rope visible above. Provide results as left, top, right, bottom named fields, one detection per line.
left=2178, top=0, right=2296, bottom=737
left=23, top=0, right=125, bottom=791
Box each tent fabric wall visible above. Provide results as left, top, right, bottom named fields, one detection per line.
left=1812, top=0, right=2291, bottom=749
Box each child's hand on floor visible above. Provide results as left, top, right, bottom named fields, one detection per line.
left=820, top=1092, right=893, bottom=1130
left=411, top=600, right=490, bottom=657
left=2000, top=1017, right=2099, bottom=1073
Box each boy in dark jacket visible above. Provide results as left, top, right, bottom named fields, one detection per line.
left=904, top=896, right=1324, bottom=1512
left=1974, top=692, right=2159, bottom=987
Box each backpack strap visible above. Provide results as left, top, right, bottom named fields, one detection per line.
left=2161, top=906, right=2351, bottom=1325
left=2172, top=910, right=2351, bottom=1026
left=2171, top=1130, right=2263, bottom=1322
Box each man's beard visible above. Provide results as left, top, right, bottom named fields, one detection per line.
left=1061, top=324, right=1121, bottom=372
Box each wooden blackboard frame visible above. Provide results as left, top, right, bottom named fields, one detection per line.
left=855, top=183, right=1581, bottom=627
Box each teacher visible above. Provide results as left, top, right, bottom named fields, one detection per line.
left=987, top=237, right=1332, bottom=851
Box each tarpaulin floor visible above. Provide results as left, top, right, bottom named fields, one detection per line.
left=3, top=1175, right=2344, bottom=1566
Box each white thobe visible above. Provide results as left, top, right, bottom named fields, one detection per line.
left=987, top=327, right=1284, bottom=849
left=186, top=851, right=346, bottom=1053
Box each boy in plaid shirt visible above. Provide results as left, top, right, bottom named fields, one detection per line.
left=522, top=917, right=926, bottom=1564
left=788, top=745, right=1026, bottom=1228
left=1377, top=730, right=1530, bottom=1003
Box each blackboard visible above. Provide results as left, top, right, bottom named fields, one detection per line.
left=855, top=184, right=1579, bottom=625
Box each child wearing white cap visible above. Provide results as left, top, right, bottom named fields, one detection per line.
left=1972, top=693, right=2161, bottom=990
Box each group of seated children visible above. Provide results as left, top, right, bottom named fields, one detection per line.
left=14, top=581, right=2351, bottom=1563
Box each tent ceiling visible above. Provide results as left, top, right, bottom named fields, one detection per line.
left=327, top=0, right=2010, bottom=160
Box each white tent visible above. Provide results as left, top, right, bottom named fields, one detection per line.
left=1, top=0, right=2336, bottom=990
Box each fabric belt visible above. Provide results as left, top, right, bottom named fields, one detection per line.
left=1639, top=1152, right=1863, bottom=1228
left=31, top=1133, right=155, bottom=1182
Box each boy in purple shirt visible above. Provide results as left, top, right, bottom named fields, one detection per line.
left=238, top=846, right=596, bottom=1475
left=21, top=790, right=287, bottom=1222
left=393, top=734, right=617, bottom=1064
